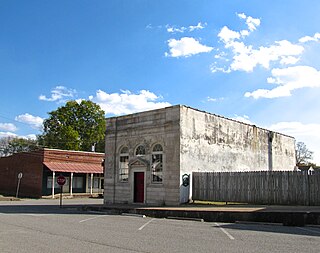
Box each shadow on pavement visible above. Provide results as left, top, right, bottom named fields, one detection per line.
left=0, top=204, right=104, bottom=215
left=214, top=222, right=320, bottom=237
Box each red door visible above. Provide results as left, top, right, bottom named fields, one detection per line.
left=134, top=172, right=144, bottom=203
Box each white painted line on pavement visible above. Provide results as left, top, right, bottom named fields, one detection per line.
left=79, top=215, right=108, bottom=223
left=297, top=227, right=320, bottom=235
left=138, top=218, right=155, bottom=231
left=214, top=223, right=235, bottom=240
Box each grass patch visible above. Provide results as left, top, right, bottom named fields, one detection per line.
left=0, top=195, right=20, bottom=201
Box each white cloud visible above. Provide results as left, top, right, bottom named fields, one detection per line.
left=165, top=37, right=213, bottom=57
left=24, top=134, right=37, bottom=140
left=280, top=56, right=300, bottom=65
left=189, top=22, right=206, bottom=32
left=166, top=22, right=206, bottom=33
left=166, top=25, right=187, bottom=33
left=299, top=33, right=320, bottom=43
left=206, top=96, right=224, bottom=102
left=0, top=132, right=37, bottom=140
left=0, top=123, right=17, bottom=132
left=146, top=24, right=153, bottom=29
left=0, top=132, right=17, bottom=138
left=218, top=26, right=241, bottom=44
left=269, top=121, right=320, bottom=164
left=245, top=16, right=260, bottom=32
left=90, top=89, right=171, bottom=115
left=214, top=14, right=304, bottom=73
left=237, top=13, right=246, bottom=20
left=245, top=66, right=320, bottom=99
left=240, top=30, right=249, bottom=37
left=237, top=13, right=260, bottom=35
left=15, top=113, right=44, bottom=130
left=221, top=38, right=304, bottom=72
left=232, top=114, right=253, bottom=124
left=39, top=86, right=77, bottom=103
left=210, top=66, right=231, bottom=73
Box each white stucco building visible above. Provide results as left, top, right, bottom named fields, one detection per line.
left=104, top=105, right=296, bottom=206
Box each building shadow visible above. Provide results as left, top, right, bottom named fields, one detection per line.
left=213, top=222, right=320, bottom=237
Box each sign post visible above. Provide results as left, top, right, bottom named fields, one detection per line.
left=57, top=175, right=66, bottom=208
left=16, top=172, right=23, bottom=198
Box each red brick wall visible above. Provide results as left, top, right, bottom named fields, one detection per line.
left=0, top=150, right=44, bottom=197
left=0, top=149, right=104, bottom=198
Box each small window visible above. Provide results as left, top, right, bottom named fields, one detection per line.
left=119, top=147, right=129, bottom=182
left=153, top=144, right=163, bottom=152
left=135, top=145, right=146, bottom=156
left=152, top=144, right=163, bottom=183
left=120, top=147, right=129, bottom=154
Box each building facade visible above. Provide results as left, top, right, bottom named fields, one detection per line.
left=104, top=105, right=296, bottom=206
left=0, top=148, right=104, bottom=198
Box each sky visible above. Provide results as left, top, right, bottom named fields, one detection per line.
left=0, top=0, right=320, bottom=164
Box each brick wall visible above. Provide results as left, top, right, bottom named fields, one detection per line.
left=0, top=150, right=44, bottom=197
left=0, top=149, right=104, bottom=198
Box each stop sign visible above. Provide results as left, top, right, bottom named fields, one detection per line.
left=57, top=175, right=66, bottom=186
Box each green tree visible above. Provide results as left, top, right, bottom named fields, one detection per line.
left=39, top=100, right=105, bottom=152
left=1, top=137, right=39, bottom=156
left=295, top=141, right=313, bottom=165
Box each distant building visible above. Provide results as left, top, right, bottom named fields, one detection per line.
left=104, top=105, right=296, bottom=206
left=0, top=148, right=104, bottom=198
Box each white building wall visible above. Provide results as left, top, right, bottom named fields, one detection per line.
left=104, top=105, right=296, bottom=206
left=179, top=106, right=296, bottom=201
left=104, top=105, right=181, bottom=206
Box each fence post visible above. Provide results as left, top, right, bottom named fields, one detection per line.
left=302, top=171, right=309, bottom=206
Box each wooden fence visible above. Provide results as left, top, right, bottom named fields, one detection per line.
left=192, top=171, right=320, bottom=205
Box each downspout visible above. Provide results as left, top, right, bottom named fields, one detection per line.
left=113, top=118, right=118, bottom=203
left=268, top=131, right=273, bottom=171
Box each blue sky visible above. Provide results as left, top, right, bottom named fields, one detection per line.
left=1, top=0, right=320, bottom=164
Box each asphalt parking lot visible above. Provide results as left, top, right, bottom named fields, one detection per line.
left=0, top=199, right=320, bottom=253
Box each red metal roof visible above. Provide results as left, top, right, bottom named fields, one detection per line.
left=43, top=162, right=103, bottom=174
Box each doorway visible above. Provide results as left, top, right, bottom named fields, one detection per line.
left=134, top=172, right=144, bottom=203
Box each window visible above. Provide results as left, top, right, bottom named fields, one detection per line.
left=88, top=176, right=100, bottom=188
left=47, top=177, right=59, bottom=188
left=119, top=147, right=129, bottom=182
left=153, top=144, right=163, bottom=152
left=152, top=144, right=163, bottom=183
left=72, top=177, right=83, bottom=188
left=135, top=145, right=146, bottom=156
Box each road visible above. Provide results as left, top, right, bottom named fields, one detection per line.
left=0, top=199, right=319, bottom=253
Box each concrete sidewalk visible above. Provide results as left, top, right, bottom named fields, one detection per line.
left=84, top=203, right=320, bottom=226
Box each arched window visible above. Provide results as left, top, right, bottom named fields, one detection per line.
left=152, top=144, right=163, bottom=183
left=119, top=147, right=129, bottom=182
left=153, top=144, right=163, bottom=152
left=135, top=145, right=146, bottom=156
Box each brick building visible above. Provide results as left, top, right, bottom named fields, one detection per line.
left=0, top=148, right=104, bottom=198
left=104, top=105, right=296, bottom=206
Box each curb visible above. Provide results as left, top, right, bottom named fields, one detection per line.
left=167, top=216, right=204, bottom=222
left=121, top=213, right=146, bottom=218
left=235, top=221, right=282, bottom=226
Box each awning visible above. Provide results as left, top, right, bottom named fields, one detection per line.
left=43, top=162, right=103, bottom=174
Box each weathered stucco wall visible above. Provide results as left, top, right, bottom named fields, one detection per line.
left=104, top=105, right=181, bottom=205
left=104, top=105, right=296, bottom=205
left=179, top=106, right=296, bottom=176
